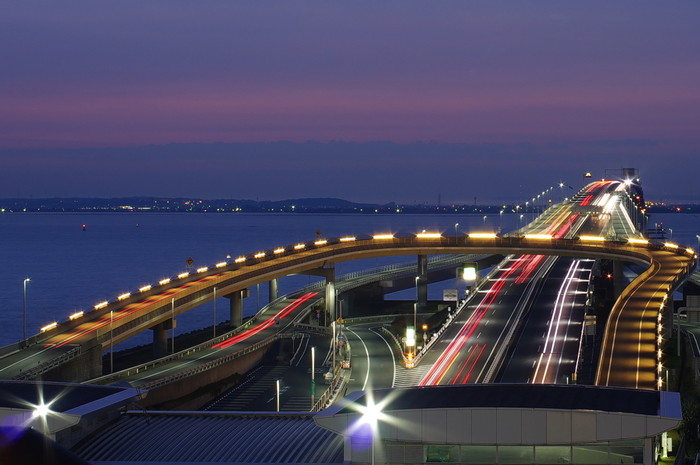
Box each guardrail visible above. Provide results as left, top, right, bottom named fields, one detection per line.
left=294, top=323, right=331, bottom=335
left=140, top=333, right=281, bottom=391
left=311, top=366, right=348, bottom=412
left=411, top=258, right=505, bottom=367
left=13, top=345, right=82, bottom=380
left=86, top=254, right=483, bottom=385
left=86, top=294, right=307, bottom=385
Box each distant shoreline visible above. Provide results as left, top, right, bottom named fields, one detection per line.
left=0, top=197, right=697, bottom=214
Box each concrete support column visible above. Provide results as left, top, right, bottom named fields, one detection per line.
left=269, top=278, right=279, bottom=302
left=643, top=437, right=654, bottom=465
left=325, top=266, right=336, bottom=323
left=151, top=319, right=175, bottom=358
left=225, top=289, right=247, bottom=328
left=417, top=254, right=428, bottom=313
left=613, top=260, right=625, bottom=299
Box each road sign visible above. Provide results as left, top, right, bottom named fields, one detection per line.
left=443, top=289, right=458, bottom=301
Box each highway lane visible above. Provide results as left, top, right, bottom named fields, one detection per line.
left=596, top=247, right=694, bottom=389
left=418, top=180, right=622, bottom=387
left=0, top=272, right=226, bottom=378
left=344, top=323, right=396, bottom=391
left=418, top=253, right=560, bottom=386
left=102, top=292, right=321, bottom=387
left=201, top=332, right=333, bottom=412
left=498, top=257, right=594, bottom=384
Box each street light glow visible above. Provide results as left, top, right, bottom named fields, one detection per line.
left=468, top=232, right=497, bottom=239
left=524, top=234, right=552, bottom=240
left=32, top=402, right=51, bottom=419
left=579, top=235, right=606, bottom=242
left=40, top=322, right=58, bottom=332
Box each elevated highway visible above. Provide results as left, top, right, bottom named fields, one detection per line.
left=2, top=233, right=694, bottom=389
left=0, top=179, right=694, bottom=394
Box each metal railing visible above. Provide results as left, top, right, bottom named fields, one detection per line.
left=13, top=345, right=81, bottom=380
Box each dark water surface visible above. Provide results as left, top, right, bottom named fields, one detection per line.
left=1, top=212, right=698, bottom=349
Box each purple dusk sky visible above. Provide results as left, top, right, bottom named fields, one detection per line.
left=1, top=2, right=699, bottom=203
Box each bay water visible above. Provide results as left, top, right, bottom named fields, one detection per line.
left=1, top=212, right=698, bottom=349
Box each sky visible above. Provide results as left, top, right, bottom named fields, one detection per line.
left=1, top=1, right=699, bottom=203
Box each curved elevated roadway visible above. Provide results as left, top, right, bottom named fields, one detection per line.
left=1, top=232, right=693, bottom=389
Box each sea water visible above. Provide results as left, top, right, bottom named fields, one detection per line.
left=1, top=212, right=698, bottom=349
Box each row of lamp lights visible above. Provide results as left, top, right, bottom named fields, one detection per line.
left=657, top=295, right=668, bottom=390
left=28, top=231, right=494, bottom=336
left=29, top=230, right=695, bottom=337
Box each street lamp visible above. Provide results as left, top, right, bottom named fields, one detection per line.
left=110, top=310, right=114, bottom=373
left=454, top=222, right=459, bottom=237
left=213, top=286, right=217, bottom=338
left=23, top=277, right=30, bottom=341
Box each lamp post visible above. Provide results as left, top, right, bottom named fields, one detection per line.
left=23, top=278, right=30, bottom=341
left=454, top=223, right=460, bottom=291
left=332, top=321, right=336, bottom=374
left=311, top=346, right=316, bottom=408
left=276, top=379, right=280, bottom=412
left=414, top=276, right=419, bottom=323
left=171, top=298, right=175, bottom=354
left=311, top=346, right=315, bottom=382
left=213, top=286, right=217, bottom=338
left=110, top=310, right=114, bottom=373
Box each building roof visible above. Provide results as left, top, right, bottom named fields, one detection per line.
left=73, top=411, right=343, bottom=464
left=0, top=380, right=132, bottom=413
left=326, top=383, right=678, bottom=418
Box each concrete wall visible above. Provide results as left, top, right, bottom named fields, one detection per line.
left=41, top=343, right=103, bottom=382
left=140, top=344, right=271, bottom=410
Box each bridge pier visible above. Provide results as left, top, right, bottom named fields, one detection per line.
left=326, top=271, right=336, bottom=322
left=299, top=265, right=336, bottom=322
left=613, top=260, right=625, bottom=299
left=269, top=278, right=278, bottom=302
left=417, top=254, right=428, bottom=313
left=224, top=289, right=248, bottom=329
left=151, top=319, right=176, bottom=358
